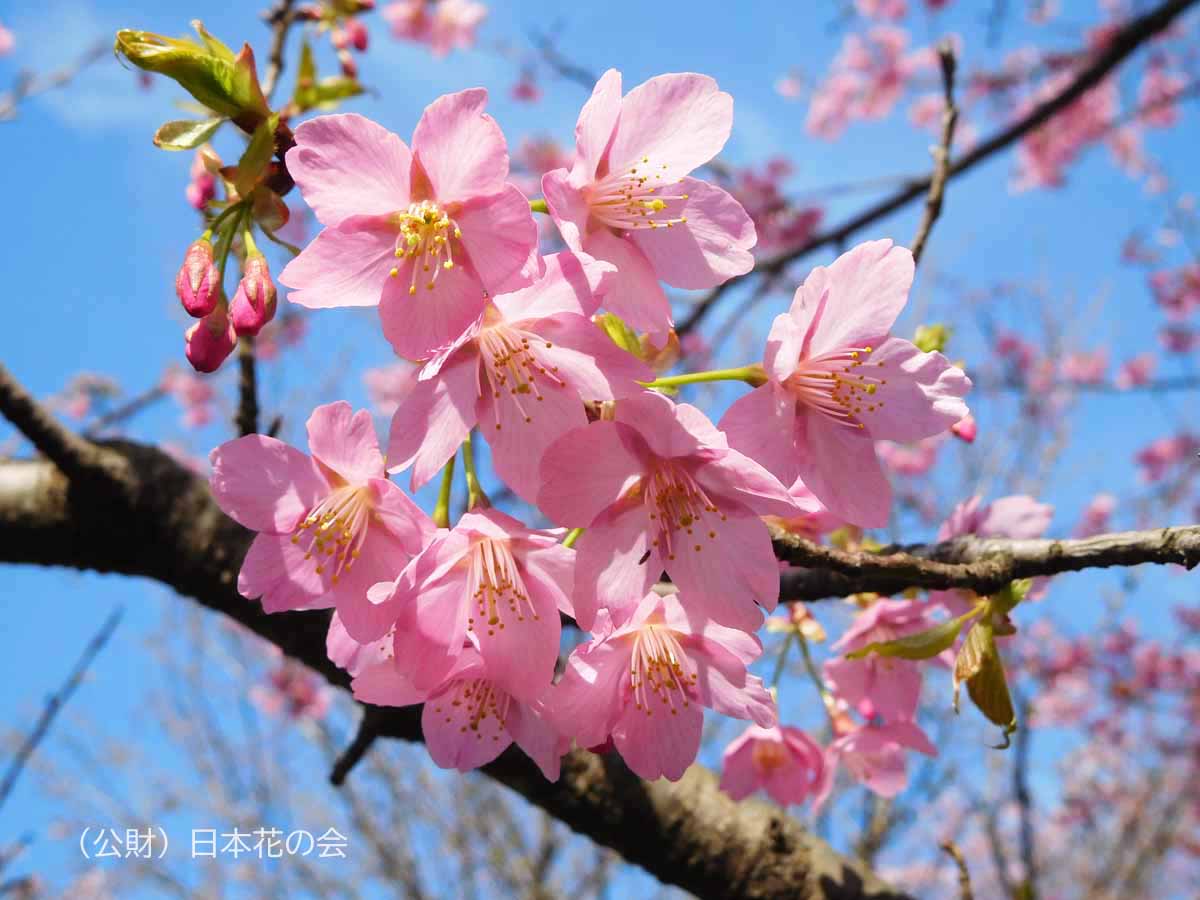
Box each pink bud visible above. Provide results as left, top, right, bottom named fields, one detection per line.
left=951, top=413, right=977, bottom=443
left=185, top=306, right=237, bottom=373
left=331, top=26, right=350, bottom=51
left=229, top=254, right=278, bottom=336
left=345, top=19, right=369, bottom=52
left=175, top=239, right=218, bottom=317
left=338, top=50, right=358, bottom=79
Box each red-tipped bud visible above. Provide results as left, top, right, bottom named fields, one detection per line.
left=229, top=253, right=278, bottom=336
left=951, top=413, right=977, bottom=443
left=185, top=305, right=237, bottom=373
left=338, top=49, right=358, bottom=79
left=345, top=19, right=369, bottom=52
left=175, top=239, right=219, bottom=317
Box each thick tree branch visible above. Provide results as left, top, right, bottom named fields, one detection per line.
left=677, top=0, right=1198, bottom=335
left=774, top=524, right=1200, bottom=602
left=0, top=444, right=905, bottom=900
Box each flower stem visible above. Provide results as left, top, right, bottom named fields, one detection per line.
left=770, top=633, right=795, bottom=689
left=433, top=455, right=456, bottom=528
left=529, top=198, right=549, bottom=215
left=462, top=432, right=488, bottom=509
left=642, top=364, right=767, bottom=390
left=797, top=634, right=838, bottom=719
left=562, top=527, right=585, bottom=549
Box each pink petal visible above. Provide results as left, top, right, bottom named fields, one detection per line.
left=612, top=692, right=704, bottom=781
left=796, top=412, right=892, bottom=528
left=572, top=68, right=622, bottom=182
left=454, top=185, right=539, bottom=291
left=287, top=113, right=412, bottom=226
left=411, top=88, right=509, bottom=203
left=327, top=612, right=392, bottom=677
left=719, top=735, right=763, bottom=800
left=718, top=386, right=801, bottom=489
left=612, top=391, right=713, bottom=460
left=379, top=255, right=490, bottom=360
left=542, top=168, right=589, bottom=253
left=238, top=532, right=326, bottom=611
left=790, top=239, right=914, bottom=356
left=480, top=363, right=587, bottom=505
left=351, top=659, right=428, bottom=707
left=582, top=228, right=673, bottom=339
left=764, top=313, right=804, bottom=383
left=305, top=401, right=383, bottom=484
left=371, top=478, right=436, bottom=554
left=329, top=529, right=411, bottom=642
left=607, top=73, right=732, bottom=177
left=662, top=512, right=778, bottom=631
left=693, top=447, right=799, bottom=518
left=548, top=637, right=629, bottom=748
left=857, top=338, right=971, bottom=442
left=422, top=679, right=512, bottom=772
left=279, top=218, right=396, bottom=309
left=692, top=638, right=777, bottom=727
left=494, top=251, right=615, bottom=322
left=978, top=495, right=1053, bottom=539
left=506, top=701, right=566, bottom=781
left=572, top=502, right=655, bottom=632
left=386, top=349, right=480, bottom=491
left=531, top=315, right=654, bottom=400
left=522, top=543, right=576, bottom=619
left=537, top=421, right=646, bottom=527
left=471, top=575, right=560, bottom=703
left=630, top=178, right=755, bottom=289
left=391, top=561, right=471, bottom=693
left=209, top=435, right=327, bottom=533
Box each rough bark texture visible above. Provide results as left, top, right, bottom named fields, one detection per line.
left=0, top=443, right=908, bottom=900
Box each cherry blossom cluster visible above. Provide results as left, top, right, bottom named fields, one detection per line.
left=207, top=69, right=971, bottom=784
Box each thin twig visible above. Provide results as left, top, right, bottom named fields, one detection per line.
left=236, top=336, right=260, bottom=437
left=910, top=41, right=959, bottom=267
left=0, top=607, right=123, bottom=811
left=261, top=0, right=300, bottom=101
left=82, top=385, right=166, bottom=438
left=330, top=706, right=384, bottom=786
left=676, top=0, right=1198, bottom=335
left=939, top=841, right=975, bottom=900
left=0, top=40, right=107, bottom=122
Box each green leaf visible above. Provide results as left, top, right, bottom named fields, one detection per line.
left=846, top=609, right=980, bottom=661
left=913, top=323, right=951, bottom=353
left=153, top=117, right=224, bottom=150
left=310, top=77, right=365, bottom=109
left=190, top=19, right=235, bottom=61
left=990, top=578, right=1032, bottom=616
left=954, top=621, right=1018, bottom=748
left=234, top=113, right=279, bottom=198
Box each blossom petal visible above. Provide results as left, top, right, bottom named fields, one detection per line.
left=454, top=185, right=539, bottom=291
left=573, top=68, right=622, bottom=182
left=718, top=385, right=801, bottom=489
left=371, top=478, right=436, bottom=554
left=572, top=502, right=655, bottom=632
left=506, top=701, right=567, bottom=781
left=631, top=178, right=755, bottom=289
left=582, top=228, right=673, bottom=339
left=379, top=256, right=490, bottom=361
left=494, top=251, right=614, bottom=322
left=549, top=637, right=629, bottom=748
left=411, top=88, right=508, bottom=202
left=352, top=659, right=428, bottom=707
left=796, top=412, right=892, bottom=528
left=542, top=168, right=589, bottom=253
left=693, top=447, right=799, bottom=519
left=287, top=113, right=412, bottom=226
left=607, top=73, right=732, bottom=177
left=528, top=314, right=654, bottom=400
left=305, top=401, right=383, bottom=484
left=612, top=691, right=704, bottom=782
left=238, top=532, right=326, bottom=611
left=422, top=680, right=512, bottom=772
left=537, top=421, right=646, bottom=526
left=279, top=217, right=396, bottom=309
left=209, top=435, right=327, bottom=533
left=386, top=349, right=480, bottom=490
left=859, top=338, right=971, bottom=443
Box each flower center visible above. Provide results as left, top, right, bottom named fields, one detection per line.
left=387, top=200, right=463, bottom=295
left=628, top=625, right=698, bottom=716
left=465, top=539, right=539, bottom=637
left=644, top=464, right=726, bottom=562
left=751, top=739, right=791, bottom=776
left=478, top=319, right=566, bottom=429
left=290, top=484, right=374, bottom=583
left=784, top=345, right=889, bottom=430
left=587, top=156, right=690, bottom=233
left=432, top=677, right=511, bottom=742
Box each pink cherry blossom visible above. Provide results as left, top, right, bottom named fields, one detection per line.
left=209, top=401, right=433, bottom=642
left=729, top=159, right=823, bottom=254
left=1060, top=348, right=1108, bottom=385
left=819, top=720, right=936, bottom=804
left=550, top=591, right=777, bottom=782
left=355, top=646, right=566, bottom=780
left=541, top=70, right=756, bottom=339
left=1138, top=60, right=1186, bottom=128
left=824, top=599, right=937, bottom=722
left=1014, top=74, right=1118, bottom=191
left=386, top=252, right=651, bottom=501
left=877, top=433, right=945, bottom=477
left=251, top=660, right=330, bottom=721
left=185, top=148, right=216, bottom=210
left=1074, top=493, right=1117, bottom=538
left=857, top=0, right=908, bottom=20
left=363, top=362, right=413, bottom=416
left=382, top=0, right=486, bottom=57
left=372, top=507, right=573, bottom=702
left=279, top=95, right=537, bottom=360
left=720, top=724, right=829, bottom=807
left=538, top=390, right=799, bottom=632
left=1115, top=352, right=1156, bottom=389
left=720, top=240, right=971, bottom=527
left=0, top=22, right=14, bottom=56
left=1135, top=433, right=1200, bottom=483
left=161, top=366, right=215, bottom=428
left=326, top=612, right=393, bottom=678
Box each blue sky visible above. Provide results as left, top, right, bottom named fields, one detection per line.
left=1, top=0, right=1196, bottom=894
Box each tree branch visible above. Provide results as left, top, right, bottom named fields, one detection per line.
left=0, top=444, right=906, bottom=900
left=677, top=0, right=1199, bottom=335
left=774, top=524, right=1200, bottom=602
left=909, top=42, right=958, bottom=267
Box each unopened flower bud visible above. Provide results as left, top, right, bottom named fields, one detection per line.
left=185, top=305, right=237, bottom=373
left=175, top=239, right=218, bottom=317
left=338, top=49, right=358, bottom=79
left=950, top=413, right=977, bottom=443
left=344, top=18, right=369, bottom=52
left=229, top=253, right=278, bottom=336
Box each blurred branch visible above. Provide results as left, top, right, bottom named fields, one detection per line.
left=236, top=336, right=260, bottom=437
left=677, top=0, right=1199, bottom=336
left=0, top=606, right=123, bottom=811
left=0, top=40, right=107, bottom=122
left=82, top=385, right=167, bottom=438
left=261, top=0, right=300, bottom=101
left=909, top=41, right=958, bottom=268
left=939, top=841, right=975, bottom=900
